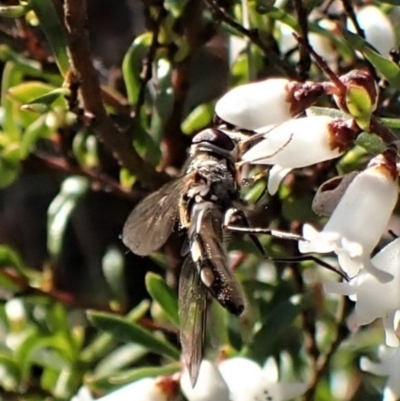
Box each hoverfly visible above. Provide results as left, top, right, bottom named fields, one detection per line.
left=122, top=128, right=302, bottom=387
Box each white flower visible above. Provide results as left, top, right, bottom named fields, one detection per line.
left=347, top=5, right=395, bottom=56
left=180, top=360, right=230, bottom=401
left=71, top=386, right=93, bottom=401
left=242, top=116, right=358, bottom=194
left=215, top=79, right=323, bottom=130
left=299, top=150, right=398, bottom=282
left=324, top=238, right=400, bottom=347
left=277, top=20, right=338, bottom=71
left=220, top=357, right=307, bottom=401
left=181, top=358, right=307, bottom=401
left=95, top=377, right=177, bottom=401
left=360, top=346, right=400, bottom=401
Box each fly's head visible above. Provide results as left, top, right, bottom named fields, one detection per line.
left=190, top=128, right=238, bottom=164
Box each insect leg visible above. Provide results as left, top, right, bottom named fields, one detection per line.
left=223, top=208, right=304, bottom=242
left=223, top=209, right=347, bottom=280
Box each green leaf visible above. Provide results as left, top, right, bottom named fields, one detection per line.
left=7, top=81, right=56, bottom=104
left=249, top=297, right=304, bottom=363
left=22, top=87, right=70, bottom=113
left=0, top=45, right=61, bottom=85
left=47, top=176, right=89, bottom=259
left=164, top=0, right=190, bottom=17
left=181, top=103, right=214, bottom=135
left=0, top=4, right=30, bottom=18
left=89, top=363, right=180, bottom=391
left=17, top=332, right=75, bottom=382
left=20, top=114, right=53, bottom=158
left=343, top=30, right=400, bottom=90
left=80, top=300, right=150, bottom=364
left=0, top=246, right=24, bottom=270
left=102, top=246, right=126, bottom=305
left=93, top=343, right=148, bottom=377
left=264, top=7, right=299, bottom=30
left=306, top=107, right=348, bottom=119
left=122, top=33, right=152, bottom=105
left=1, top=62, right=23, bottom=141
left=0, top=159, right=19, bottom=188
left=376, top=0, right=400, bottom=4
left=28, top=0, right=70, bottom=76
left=0, top=354, right=20, bottom=391
left=381, top=117, right=400, bottom=129
left=87, top=311, right=180, bottom=361
left=354, top=132, right=386, bottom=155
left=145, top=272, right=179, bottom=326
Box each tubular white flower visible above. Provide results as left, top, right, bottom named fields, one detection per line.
left=70, top=386, right=93, bottom=401
left=215, top=79, right=323, bottom=130
left=219, top=357, right=307, bottom=401
left=180, top=360, right=230, bottom=401
left=277, top=20, right=338, bottom=71
left=299, top=150, right=399, bottom=282
left=324, top=237, right=400, bottom=347
left=96, top=377, right=175, bottom=401
left=242, top=116, right=358, bottom=194
left=360, top=346, right=400, bottom=401
left=347, top=6, right=395, bottom=56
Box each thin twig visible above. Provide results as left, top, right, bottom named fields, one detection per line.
left=341, top=0, right=364, bottom=39
left=203, top=0, right=298, bottom=79
left=289, top=264, right=320, bottom=372
left=133, top=5, right=163, bottom=130
left=63, top=0, right=167, bottom=189
left=303, top=297, right=352, bottom=400
left=293, top=0, right=311, bottom=80
left=34, top=152, right=146, bottom=202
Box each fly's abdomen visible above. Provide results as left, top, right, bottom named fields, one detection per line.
left=189, top=202, right=245, bottom=316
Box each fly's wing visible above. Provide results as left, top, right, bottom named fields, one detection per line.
left=122, top=178, right=185, bottom=256
left=179, top=256, right=208, bottom=388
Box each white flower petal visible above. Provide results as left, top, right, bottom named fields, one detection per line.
left=262, top=358, right=279, bottom=383
left=323, top=281, right=355, bottom=296
left=384, top=374, right=400, bottom=401
left=243, top=116, right=343, bottom=167
left=383, top=312, right=400, bottom=347
left=323, top=168, right=397, bottom=255
left=181, top=360, right=230, bottom=401
left=235, top=381, right=307, bottom=401
left=215, top=79, right=292, bottom=130
left=361, top=346, right=400, bottom=401
left=96, top=378, right=169, bottom=401
left=347, top=6, right=395, bottom=56
left=268, top=165, right=293, bottom=195
left=301, top=156, right=398, bottom=279
left=360, top=357, right=390, bottom=376
left=218, top=357, right=263, bottom=394
left=336, top=251, right=363, bottom=278
left=298, top=224, right=339, bottom=254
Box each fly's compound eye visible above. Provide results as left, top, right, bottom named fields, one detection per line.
left=192, top=128, right=236, bottom=152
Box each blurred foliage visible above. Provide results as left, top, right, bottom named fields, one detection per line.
left=0, top=0, right=399, bottom=400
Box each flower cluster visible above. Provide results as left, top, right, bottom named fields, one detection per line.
left=180, top=358, right=306, bottom=401
left=215, top=60, right=399, bottom=399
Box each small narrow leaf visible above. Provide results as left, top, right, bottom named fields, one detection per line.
left=47, top=177, right=89, bottom=259
left=0, top=5, right=30, bottom=18
left=87, top=311, right=180, bottom=361
left=343, top=30, right=400, bottom=90
left=122, top=33, right=152, bottom=105
left=80, top=300, right=150, bottom=364
left=28, top=0, right=69, bottom=76
left=145, top=273, right=179, bottom=326
left=249, top=297, right=305, bottom=363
